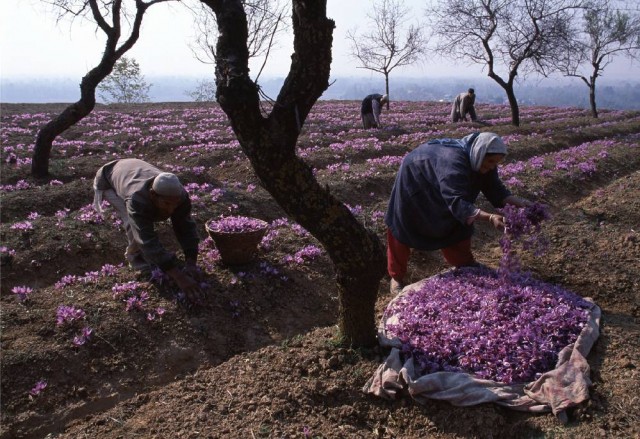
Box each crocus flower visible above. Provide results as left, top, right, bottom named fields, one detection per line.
left=56, top=305, right=86, bottom=326
left=11, top=286, right=33, bottom=302
left=29, top=380, right=48, bottom=397
left=206, top=215, right=268, bottom=233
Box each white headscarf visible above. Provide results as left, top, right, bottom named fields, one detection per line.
left=468, top=132, right=507, bottom=172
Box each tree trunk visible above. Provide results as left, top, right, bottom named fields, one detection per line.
left=31, top=70, right=107, bottom=177
left=488, top=72, right=520, bottom=127
left=384, top=72, right=390, bottom=110
left=206, top=0, right=386, bottom=346
left=589, top=78, right=598, bottom=119
left=252, top=145, right=386, bottom=346
left=31, top=0, right=149, bottom=177
left=336, top=265, right=382, bottom=346
left=505, top=85, right=520, bottom=127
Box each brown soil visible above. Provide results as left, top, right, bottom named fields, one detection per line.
left=1, top=101, right=639, bottom=438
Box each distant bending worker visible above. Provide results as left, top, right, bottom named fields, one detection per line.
left=451, top=88, right=477, bottom=123
left=93, top=158, right=203, bottom=301
left=361, top=93, right=389, bottom=129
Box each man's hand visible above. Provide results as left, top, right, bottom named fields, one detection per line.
left=167, top=266, right=204, bottom=304
left=183, top=260, right=202, bottom=281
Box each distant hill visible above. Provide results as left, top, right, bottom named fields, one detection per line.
left=2, top=75, right=640, bottom=110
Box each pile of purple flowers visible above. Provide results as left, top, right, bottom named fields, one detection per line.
left=385, top=267, right=592, bottom=384
left=385, top=203, right=593, bottom=384
left=206, top=215, right=268, bottom=234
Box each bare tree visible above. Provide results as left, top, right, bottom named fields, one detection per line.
left=98, top=57, right=151, bottom=104
left=428, top=0, right=582, bottom=126
left=31, top=0, right=173, bottom=177
left=346, top=0, right=427, bottom=105
left=191, top=0, right=288, bottom=83
left=557, top=0, right=640, bottom=117
left=187, top=79, right=217, bottom=102
left=200, top=0, right=386, bottom=346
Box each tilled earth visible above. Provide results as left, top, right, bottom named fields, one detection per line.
left=1, top=102, right=639, bottom=438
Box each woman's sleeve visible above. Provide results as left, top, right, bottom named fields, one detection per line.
left=436, top=154, right=478, bottom=224
left=482, top=169, right=512, bottom=207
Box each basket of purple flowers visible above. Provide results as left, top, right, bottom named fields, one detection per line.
left=205, top=215, right=269, bottom=265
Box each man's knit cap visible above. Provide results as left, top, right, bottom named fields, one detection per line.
left=152, top=173, right=183, bottom=197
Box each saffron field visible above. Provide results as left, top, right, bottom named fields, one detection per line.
left=1, top=101, right=639, bottom=438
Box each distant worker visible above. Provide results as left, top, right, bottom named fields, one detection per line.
left=93, top=158, right=203, bottom=302
left=361, top=93, right=389, bottom=129
left=451, top=88, right=477, bottom=123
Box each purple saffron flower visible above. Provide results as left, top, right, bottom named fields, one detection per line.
left=0, top=246, right=16, bottom=256
left=100, top=264, right=120, bottom=277
left=55, top=275, right=79, bottom=289
left=206, top=215, right=268, bottom=233
left=11, top=285, right=33, bottom=302
left=150, top=267, right=167, bottom=284
left=10, top=221, right=34, bottom=231
left=29, top=380, right=48, bottom=397
left=73, top=326, right=93, bottom=346
left=111, top=281, right=141, bottom=299
left=56, top=305, right=86, bottom=326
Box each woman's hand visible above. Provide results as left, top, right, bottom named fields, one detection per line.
left=489, top=213, right=505, bottom=229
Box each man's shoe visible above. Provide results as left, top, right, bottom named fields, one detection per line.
left=390, top=278, right=405, bottom=295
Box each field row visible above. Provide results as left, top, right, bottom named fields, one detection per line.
left=2, top=103, right=639, bottom=182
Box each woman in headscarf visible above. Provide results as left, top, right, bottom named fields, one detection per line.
left=385, top=132, right=533, bottom=293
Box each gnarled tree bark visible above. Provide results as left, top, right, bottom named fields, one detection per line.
left=203, top=0, right=386, bottom=346
left=31, top=0, right=168, bottom=177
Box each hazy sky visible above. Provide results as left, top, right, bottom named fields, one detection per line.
left=1, top=0, right=639, bottom=81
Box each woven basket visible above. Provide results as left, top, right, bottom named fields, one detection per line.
left=205, top=219, right=268, bottom=265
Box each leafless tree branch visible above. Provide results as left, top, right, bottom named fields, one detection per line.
left=346, top=0, right=427, bottom=99
left=427, top=0, right=582, bottom=126
left=555, top=0, right=640, bottom=116
left=189, top=0, right=289, bottom=83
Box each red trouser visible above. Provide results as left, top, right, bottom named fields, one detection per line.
left=386, top=229, right=474, bottom=281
